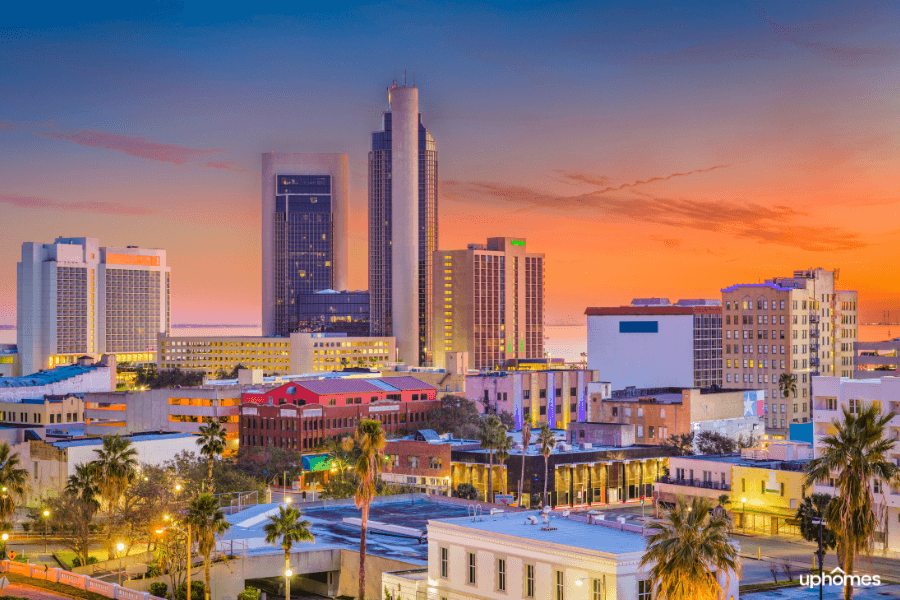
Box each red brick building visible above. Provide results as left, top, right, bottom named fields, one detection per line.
left=239, top=376, right=439, bottom=451
left=382, top=430, right=457, bottom=495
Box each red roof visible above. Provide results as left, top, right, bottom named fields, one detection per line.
left=380, top=376, right=437, bottom=391
left=295, top=379, right=387, bottom=395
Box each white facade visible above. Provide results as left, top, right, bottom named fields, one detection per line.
left=17, top=237, right=169, bottom=376
left=587, top=313, right=694, bottom=390
left=389, top=86, right=420, bottom=367
left=0, top=359, right=115, bottom=402
left=407, top=514, right=739, bottom=600
left=261, top=153, right=350, bottom=337
left=812, top=375, right=900, bottom=551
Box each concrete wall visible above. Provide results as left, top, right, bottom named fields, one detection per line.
left=338, top=548, right=421, bottom=600
left=587, top=314, right=693, bottom=389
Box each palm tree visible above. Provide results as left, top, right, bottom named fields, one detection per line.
left=0, top=442, right=29, bottom=527
left=66, top=463, right=100, bottom=516
left=90, top=434, right=138, bottom=556
left=778, top=373, right=797, bottom=399
left=804, top=404, right=898, bottom=600
left=351, top=419, right=386, bottom=600
left=536, top=424, right=556, bottom=507
left=579, top=352, right=587, bottom=369
left=186, top=493, right=231, bottom=600
left=197, top=420, right=228, bottom=493
left=517, top=421, right=532, bottom=507
left=476, top=415, right=506, bottom=503
left=263, top=504, right=314, bottom=595
left=641, top=496, right=741, bottom=600
left=494, top=434, right=514, bottom=498
left=795, top=493, right=838, bottom=561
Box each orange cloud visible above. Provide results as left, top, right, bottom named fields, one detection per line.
left=38, top=129, right=226, bottom=165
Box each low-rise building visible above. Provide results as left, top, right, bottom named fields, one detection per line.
left=0, top=355, right=116, bottom=402
left=812, top=375, right=900, bottom=551
left=239, top=377, right=438, bottom=452
left=157, top=331, right=396, bottom=375
left=391, top=511, right=739, bottom=600
left=0, top=394, right=83, bottom=427
left=655, top=440, right=812, bottom=536
left=854, top=339, right=900, bottom=379
left=466, top=367, right=601, bottom=430
left=382, top=430, right=476, bottom=495
left=452, top=437, right=668, bottom=507
left=85, top=386, right=247, bottom=451
left=0, top=344, right=18, bottom=377
left=589, top=386, right=765, bottom=446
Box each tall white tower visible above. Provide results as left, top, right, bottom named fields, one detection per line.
left=389, top=86, right=420, bottom=366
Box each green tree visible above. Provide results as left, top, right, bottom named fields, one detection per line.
left=663, top=433, right=695, bottom=457
left=536, top=424, right=556, bottom=507
left=778, top=373, right=798, bottom=399
left=0, top=442, right=30, bottom=527
left=497, top=410, right=515, bottom=431
left=796, top=493, right=838, bottom=559
left=66, top=463, right=100, bottom=515
left=426, top=395, right=481, bottom=438
left=323, top=436, right=358, bottom=481
left=186, top=493, right=231, bottom=600
left=695, top=431, right=736, bottom=455
left=517, top=420, right=532, bottom=507
left=263, top=505, right=315, bottom=576
left=456, top=483, right=477, bottom=500
left=47, top=491, right=95, bottom=566
left=90, top=434, right=138, bottom=556
left=476, top=415, right=507, bottom=503
left=350, top=419, right=386, bottom=600
left=641, top=496, right=741, bottom=600
left=804, top=405, right=898, bottom=600
left=197, top=420, right=228, bottom=493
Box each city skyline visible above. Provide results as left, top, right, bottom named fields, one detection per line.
left=2, top=1, right=899, bottom=325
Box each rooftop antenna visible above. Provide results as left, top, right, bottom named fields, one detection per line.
left=413, top=71, right=416, bottom=86
left=404, top=69, right=407, bottom=86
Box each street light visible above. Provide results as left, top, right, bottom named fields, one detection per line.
left=117, top=542, right=125, bottom=585
left=155, top=523, right=192, bottom=600
left=42, top=509, right=50, bottom=553
left=285, top=568, right=293, bottom=600
left=1, top=532, right=8, bottom=560
left=741, top=497, right=747, bottom=534
left=812, top=516, right=825, bottom=600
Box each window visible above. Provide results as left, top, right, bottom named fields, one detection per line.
left=524, top=564, right=535, bottom=598
left=638, top=579, right=652, bottom=600
left=556, top=571, right=565, bottom=600
left=468, top=552, right=476, bottom=584
left=497, top=558, right=506, bottom=591
left=592, top=578, right=604, bottom=600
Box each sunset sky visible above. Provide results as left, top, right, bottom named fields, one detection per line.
left=2, top=1, right=899, bottom=325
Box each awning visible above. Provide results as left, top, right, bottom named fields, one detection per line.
left=302, top=454, right=333, bottom=472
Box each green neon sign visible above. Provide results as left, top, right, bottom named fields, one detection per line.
left=511, top=240, right=525, bottom=246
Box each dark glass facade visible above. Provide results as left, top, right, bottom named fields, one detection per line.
left=291, top=291, right=370, bottom=336
left=272, top=175, right=334, bottom=336
left=369, top=109, right=438, bottom=365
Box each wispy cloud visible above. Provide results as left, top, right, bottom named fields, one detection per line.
left=442, top=174, right=865, bottom=252
left=37, top=129, right=226, bottom=165
left=202, top=161, right=247, bottom=172
left=0, top=193, right=154, bottom=215
left=552, top=170, right=612, bottom=186
left=0, top=120, right=18, bottom=131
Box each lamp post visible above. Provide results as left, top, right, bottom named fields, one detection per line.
left=1, top=532, right=8, bottom=560
left=42, top=509, right=50, bottom=553
left=812, top=516, right=825, bottom=600
left=285, top=568, right=293, bottom=600
left=117, top=542, right=125, bottom=585
left=155, top=522, right=191, bottom=600
left=741, top=497, right=747, bottom=534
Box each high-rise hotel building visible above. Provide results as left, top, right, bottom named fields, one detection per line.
left=721, top=268, right=857, bottom=436
left=369, top=83, right=438, bottom=366
left=17, top=237, right=170, bottom=375
left=261, top=153, right=350, bottom=337
left=432, top=237, right=544, bottom=371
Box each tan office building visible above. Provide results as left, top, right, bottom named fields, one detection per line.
left=721, top=268, right=857, bottom=436
left=432, top=237, right=544, bottom=370
left=158, top=331, right=395, bottom=375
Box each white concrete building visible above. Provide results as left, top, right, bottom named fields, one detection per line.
left=812, top=375, right=900, bottom=551
left=387, top=512, right=739, bottom=600
left=586, top=299, right=722, bottom=390
left=0, top=356, right=115, bottom=402
left=17, top=237, right=170, bottom=375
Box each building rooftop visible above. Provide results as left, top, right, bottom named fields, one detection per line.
left=0, top=364, right=100, bottom=388
left=585, top=305, right=720, bottom=316
left=294, top=376, right=434, bottom=396
left=49, top=431, right=193, bottom=449
left=673, top=453, right=810, bottom=471
left=432, top=512, right=647, bottom=555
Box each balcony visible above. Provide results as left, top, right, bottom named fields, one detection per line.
left=656, top=476, right=731, bottom=492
